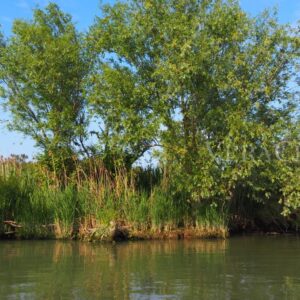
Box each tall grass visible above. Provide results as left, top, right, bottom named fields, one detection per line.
left=0, top=156, right=228, bottom=240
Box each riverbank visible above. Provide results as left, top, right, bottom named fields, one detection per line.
left=1, top=157, right=299, bottom=242
left=3, top=218, right=299, bottom=242
left=0, top=158, right=229, bottom=241
left=1, top=219, right=228, bottom=241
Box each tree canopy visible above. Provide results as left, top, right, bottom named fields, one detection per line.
left=0, top=3, right=91, bottom=173
left=0, top=1, right=299, bottom=215
left=90, top=0, right=299, bottom=213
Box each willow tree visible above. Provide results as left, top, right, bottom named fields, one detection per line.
left=91, top=0, right=299, bottom=213
left=0, top=4, right=91, bottom=174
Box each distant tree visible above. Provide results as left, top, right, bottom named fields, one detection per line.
left=0, top=3, right=92, bottom=174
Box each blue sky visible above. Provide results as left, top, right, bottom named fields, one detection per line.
left=0, top=0, right=299, bottom=159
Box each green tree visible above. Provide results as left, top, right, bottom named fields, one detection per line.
left=88, top=1, right=165, bottom=170
left=88, top=63, right=161, bottom=170
left=0, top=3, right=91, bottom=174
left=91, top=0, right=299, bottom=211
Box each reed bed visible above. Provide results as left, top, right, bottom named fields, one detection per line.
left=0, top=156, right=228, bottom=240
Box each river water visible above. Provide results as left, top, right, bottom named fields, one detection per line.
left=0, top=236, right=300, bottom=299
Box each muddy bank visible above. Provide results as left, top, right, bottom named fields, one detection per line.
left=1, top=220, right=228, bottom=241
left=2, top=216, right=299, bottom=242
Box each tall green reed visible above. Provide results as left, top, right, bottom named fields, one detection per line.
left=0, top=156, right=228, bottom=239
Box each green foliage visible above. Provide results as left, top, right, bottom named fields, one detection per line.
left=88, top=53, right=160, bottom=169
left=90, top=0, right=299, bottom=215
left=195, top=201, right=228, bottom=230
left=0, top=159, right=227, bottom=238
left=0, top=3, right=91, bottom=173
left=0, top=1, right=300, bottom=234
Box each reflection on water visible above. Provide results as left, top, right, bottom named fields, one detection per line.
left=0, top=237, right=300, bottom=299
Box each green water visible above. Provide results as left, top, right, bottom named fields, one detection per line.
left=0, top=236, right=300, bottom=299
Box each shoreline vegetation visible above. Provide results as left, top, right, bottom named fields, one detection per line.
left=0, top=0, right=299, bottom=242
left=0, top=157, right=228, bottom=241
left=0, top=156, right=298, bottom=242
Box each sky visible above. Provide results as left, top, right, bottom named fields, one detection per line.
left=0, top=0, right=299, bottom=159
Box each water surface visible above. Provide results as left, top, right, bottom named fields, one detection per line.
left=1, top=236, right=300, bottom=299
